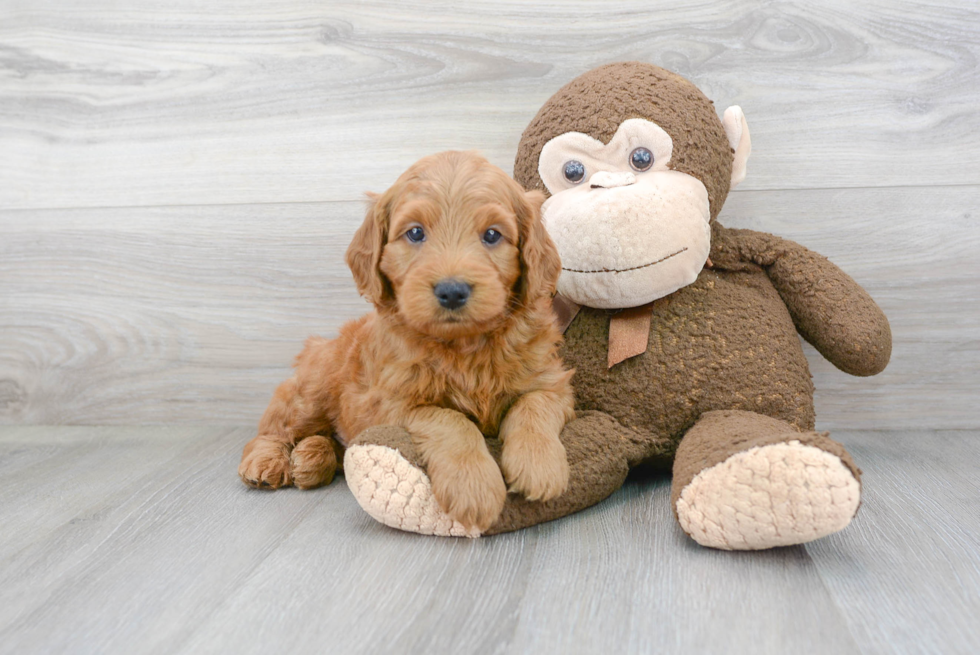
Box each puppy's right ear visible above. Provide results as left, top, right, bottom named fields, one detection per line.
left=515, top=189, right=561, bottom=305
left=345, top=191, right=392, bottom=306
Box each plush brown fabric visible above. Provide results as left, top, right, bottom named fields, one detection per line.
left=499, top=62, right=887, bottom=536
left=350, top=425, right=424, bottom=468
left=710, top=225, right=892, bottom=376
left=670, top=409, right=862, bottom=522
left=514, top=61, right=734, bottom=220
left=350, top=412, right=670, bottom=536
left=348, top=62, right=891, bottom=543
left=562, top=259, right=817, bottom=441
left=350, top=220, right=886, bottom=535
left=486, top=411, right=670, bottom=535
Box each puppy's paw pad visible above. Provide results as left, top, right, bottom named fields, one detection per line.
left=676, top=440, right=861, bottom=550
left=239, top=440, right=293, bottom=489
left=501, top=434, right=569, bottom=502
left=344, top=444, right=482, bottom=538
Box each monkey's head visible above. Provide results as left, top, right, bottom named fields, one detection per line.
left=514, top=62, right=751, bottom=309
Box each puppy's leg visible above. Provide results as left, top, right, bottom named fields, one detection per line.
left=406, top=407, right=507, bottom=532
left=499, top=389, right=575, bottom=502
left=239, top=340, right=339, bottom=490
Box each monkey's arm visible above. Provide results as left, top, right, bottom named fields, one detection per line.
left=710, top=223, right=891, bottom=376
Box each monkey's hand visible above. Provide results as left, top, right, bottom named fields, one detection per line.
left=711, top=224, right=891, bottom=377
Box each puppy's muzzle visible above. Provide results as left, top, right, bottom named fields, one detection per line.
left=434, top=279, right=471, bottom=310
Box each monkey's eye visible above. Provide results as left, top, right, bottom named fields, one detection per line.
left=629, top=147, right=653, bottom=172
left=405, top=226, right=426, bottom=243
left=482, top=228, right=502, bottom=245
left=563, top=160, right=586, bottom=184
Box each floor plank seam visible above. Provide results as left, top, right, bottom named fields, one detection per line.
left=2, top=182, right=978, bottom=215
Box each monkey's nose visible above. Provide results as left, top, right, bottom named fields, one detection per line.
left=434, top=279, right=471, bottom=310
left=590, top=171, right=636, bottom=189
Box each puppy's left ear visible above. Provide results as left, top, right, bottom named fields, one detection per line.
left=515, top=189, right=561, bottom=304
left=346, top=191, right=393, bottom=306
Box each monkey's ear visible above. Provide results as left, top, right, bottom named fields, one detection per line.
left=345, top=191, right=392, bottom=306
left=516, top=189, right=561, bottom=305
left=723, top=106, right=752, bottom=189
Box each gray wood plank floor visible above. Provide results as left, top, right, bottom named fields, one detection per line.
left=2, top=1, right=978, bottom=210
left=0, top=426, right=976, bottom=655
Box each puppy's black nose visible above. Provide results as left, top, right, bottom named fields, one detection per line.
left=434, top=279, right=471, bottom=310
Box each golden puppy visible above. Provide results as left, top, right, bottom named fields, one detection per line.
left=238, top=151, right=575, bottom=532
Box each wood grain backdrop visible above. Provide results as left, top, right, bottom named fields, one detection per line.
left=1, top=0, right=978, bottom=429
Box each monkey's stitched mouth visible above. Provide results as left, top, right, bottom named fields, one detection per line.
left=561, top=247, right=689, bottom=274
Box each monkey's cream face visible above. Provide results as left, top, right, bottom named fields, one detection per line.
left=538, top=119, right=711, bottom=309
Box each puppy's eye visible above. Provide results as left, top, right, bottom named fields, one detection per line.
left=563, top=160, right=585, bottom=184
left=405, top=226, right=426, bottom=243
left=629, top=147, right=653, bottom=172
left=482, top=228, right=502, bottom=245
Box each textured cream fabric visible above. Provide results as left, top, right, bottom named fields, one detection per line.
left=722, top=105, right=751, bottom=189
left=344, top=444, right=482, bottom=538
left=675, top=440, right=860, bottom=550
left=542, top=170, right=710, bottom=308
left=536, top=118, right=711, bottom=309
left=537, top=118, right=674, bottom=195
left=587, top=170, right=636, bottom=189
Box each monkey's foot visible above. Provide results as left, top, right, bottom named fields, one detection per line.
left=344, top=427, right=482, bottom=538
left=673, top=411, right=862, bottom=550
left=346, top=413, right=668, bottom=537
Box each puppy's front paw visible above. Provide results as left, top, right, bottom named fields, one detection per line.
left=429, top=448, right=506, bottom=532
left=501, top=431, right=569, bottom=502
left=239, top=437, right=292, bottom=489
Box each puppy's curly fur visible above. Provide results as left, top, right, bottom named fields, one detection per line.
left=239, top=151, right=575, bottom=531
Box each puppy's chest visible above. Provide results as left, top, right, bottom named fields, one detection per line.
left=426, top=354, right=524, bottom=436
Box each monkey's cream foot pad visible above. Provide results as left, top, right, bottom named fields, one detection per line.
left=344, top=444, right=482, bottom=538
left=675, top=440, right=861, bottom=550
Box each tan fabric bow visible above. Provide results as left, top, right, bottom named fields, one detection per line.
left=552, top=294, right=654, bottom=368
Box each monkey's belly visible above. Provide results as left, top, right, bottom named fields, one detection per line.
left=560, top=269, right=815, bottom=453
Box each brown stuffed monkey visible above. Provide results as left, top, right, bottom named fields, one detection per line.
left=343, top=62, right=892, bottom=550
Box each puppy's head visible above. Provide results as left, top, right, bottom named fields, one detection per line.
left=346, top=151, right=559, bottom=339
